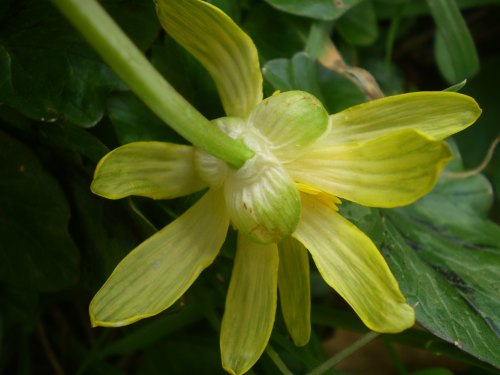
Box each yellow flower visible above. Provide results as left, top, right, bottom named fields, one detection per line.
left=89, top=1, right=481, bottom=374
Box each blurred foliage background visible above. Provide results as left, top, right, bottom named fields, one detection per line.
left=0, top=0, right=499, bottom=374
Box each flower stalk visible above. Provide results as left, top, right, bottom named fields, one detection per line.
left=50, top=0, right=254, bottom=168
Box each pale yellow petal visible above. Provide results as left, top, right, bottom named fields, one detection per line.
left=278, top=237, right=311, bottom=346
left=294, top=194, right=415, bottom=333
left=91, top=142, right=206, bottom=200
left=288, top=129, right=451, bottom=208
left=156, top=0, right=262, bottom=117
left=323, top=92, right=481, bottom=146
left=221, top=234, right=278, bottom=375
left=90, top=189, right=228, bottom=327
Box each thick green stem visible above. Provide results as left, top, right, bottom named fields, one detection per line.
left=50, top=0, right=254, bottom=168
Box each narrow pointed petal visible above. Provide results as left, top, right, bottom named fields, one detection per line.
left=294, top=194, right=415, bottom=333
left=278, top=237, right=311, bottom=346
left=221, top=235, right=278, bottom=375
left=90, top=189, right=229, bottom=327
left=91, top=142, right=206, bottom=200
left=288, top=129, right=451, bottom=208
left=156, top=0, right=262, bottom=117
left=225, top=155, right=301, bottom=244
left=249, top=91, right=328, bottom=161
left=323, top=92, right=481, bottom=146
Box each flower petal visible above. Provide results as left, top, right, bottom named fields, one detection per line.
left=278, top=237, right=311, bottom=346
left=156, top=0, right=262, bottom=117
left=90, top=189, right=229, bottom=327
left=323, top=92, right=481, bottom=146
left=293, top=194, right=415, bottom=333
left=225, top=154, right=301, bottom=244
left=221, top=234, right=278, bottom=375
left=288, top=129, right=452, bottom=208
left=248, top=91, right=328, bottom=161
left=91, top=142, right=206, bottom=200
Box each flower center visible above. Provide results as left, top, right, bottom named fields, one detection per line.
left=194, top=116, right=301, bottom=244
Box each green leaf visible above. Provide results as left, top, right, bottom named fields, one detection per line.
left=0, top=1, right=116, bottom=126
left=68, top=178, right=143, bottom=291
left=380, top=174, right=500, bottom=367
left=382, top=213, right=500, bottom=368
left=411, top=369, right=453, bottom=375
left=0, top=0, right=159, bottom=127
left=107, top=92, right=184, bottom=145
left=136, top=336, right=225, bottom=375
left=263, top=52, right=365, bottom=114
left=99, top=302, right=205, bottom=357
left=427, top=0, right=480, bottom=83
left=374, top=0, right=500, bottom=19
left=243, top=4, right=309, bottom=62
left=0, top=131, right=79, bottom=291
left=263, top=0, right=363, bottom=21
left=336, top=0, right=378, bottom=46
left=263, top=52, right=325, bottom=101
left=37, top=121, right=109, bottom=164
left=101, top=0, right=160, bottom=51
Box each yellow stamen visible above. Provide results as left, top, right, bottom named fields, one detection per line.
left=296, top=183, right=341, bottom=211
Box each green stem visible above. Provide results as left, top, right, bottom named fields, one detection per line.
left=265, top=345, right=294, bottom=375
left=307, top=331, right=379, bottom=375
left=50, top=0, right=254, bottom=168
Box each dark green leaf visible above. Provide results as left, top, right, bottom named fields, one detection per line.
left=38, top=122, right=109, bottom=164
left=68, top=177, right=143, bottom=290
left=207, top=0, right=241, bottom=22
left=263, top=52, right=365, bottom=113
left=411, top=368, right=453, bottom=375
left=0, top=0, right=159, bottom=127
left=0, top=131, right=79, bottom=291
left=243, top=3, right=309, bottom=62
left=107, top=92, right=183, bottom=145
left=136, top=336, right=225, bottom=375
left=263, top=52, right=324, bottom=99
left=382, top=212, right=500, bottom=368
left=428, top=0, right=480, bottom=83
left=101, top=0, right=160, bottom=51
left=374, top=0, right=500, bottom=19
left=336, top=0, right=378, bottom=46
left=0, top=1, right=119, bottom=126
left=263, top=0, right=363, bottom=20
left=382, top=174, right=500, bottom=367
left=99, top=303, right=204, bottom=357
